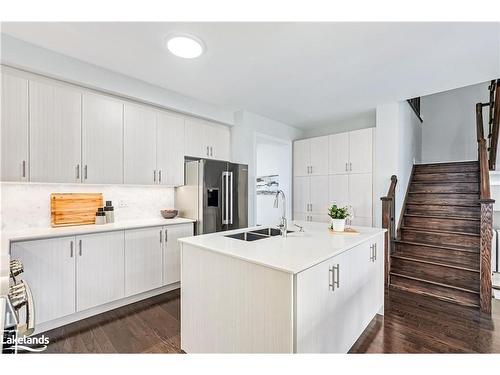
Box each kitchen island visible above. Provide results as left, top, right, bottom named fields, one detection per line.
left=179, top=221, right=386, bottom=353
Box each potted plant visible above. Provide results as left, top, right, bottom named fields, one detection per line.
left=328, top=204, right=350, bottom=232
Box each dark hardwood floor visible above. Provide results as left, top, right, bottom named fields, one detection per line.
left=40, top=287, right=500, bottom=353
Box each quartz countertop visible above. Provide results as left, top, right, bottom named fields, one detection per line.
left=0, top=217, right=195, bottom=278
left=179, top=221, right=386, bottom=274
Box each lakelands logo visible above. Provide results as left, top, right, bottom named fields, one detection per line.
left=2, top=330, right=49, bottom=353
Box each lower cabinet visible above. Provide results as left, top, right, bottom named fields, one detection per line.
left=11, top=236, right=76, bottom=324
left=76, top=231, right=125, bottom=311
left=124, top=227, right=163, bottom=296
left=295, top=236, right=383, bottom=353
left=10, top=222, right=194, bottom=327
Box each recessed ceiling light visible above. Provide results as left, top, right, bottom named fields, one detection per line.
left=166, top=34, right=205, bottom=59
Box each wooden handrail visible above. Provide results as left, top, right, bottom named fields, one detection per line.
left=381, top=175, right=397, bottom=286
left=490, top=80, right=500, bottom=170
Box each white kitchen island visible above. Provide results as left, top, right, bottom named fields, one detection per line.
left=179, top=221, right=386, bottom=353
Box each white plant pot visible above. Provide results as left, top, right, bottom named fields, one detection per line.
left=331, top=218, right=346, bottom=232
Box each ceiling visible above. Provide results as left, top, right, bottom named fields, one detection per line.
left=2, top=22, right=499, bottom=129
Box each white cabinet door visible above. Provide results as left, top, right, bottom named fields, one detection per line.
left=76, top=231, right=125, bottom=311
left=185, top=118, right=208, bottom=158
left=163, top=223, right=193, bottom=285
left=157, top=111, right=185, bottom=186
left=293, top=176, right=310, bottom=214
left=349, top=128, right=373, bottom=174
left=348, top=173, right=372, bottom=220
left=296, top=250, right=351, bottom=353
left=82, top=93, right=123, bottom=184
left=328, top=174, right=349, bottom=208
left=124, top=104, right=157, bottom=184
left=11, top=237, right=76, bottom=324
left=309, top=214, right=330, bottom=223
left=1, top=72, right=29, bottom=182
left=309, top=175, right=329, bottom=216
left=29, top=80, right=82, bottom=183
left=328, top=132, right=349, bottom=174
left=211, top=124, right=231, bottom=161
left=293, top=139, right=310, bottom=177
left=309, top=136, right=329, bottom=176
left=124, top=227, right=163, bottom=296
left=293, top=212, right=308, bottom=221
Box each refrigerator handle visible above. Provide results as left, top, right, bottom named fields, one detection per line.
left=229, top=171, right=234, bottom=225
left=222, top=171, right=230, bottom=225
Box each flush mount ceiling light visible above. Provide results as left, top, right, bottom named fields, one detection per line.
left=166, top=34, right=205, bottom=59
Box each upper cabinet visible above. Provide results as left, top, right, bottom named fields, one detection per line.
left=82, top=93, right=123, bottom=184
left=185, top=118, right=231, bottom=161
left=29, top=80, right=82, bottom=183
left=1, top=67, right=231, bottom=186
left=329, top=128, right=373, bottom=175
left=157, top=111, right=185, bottom=186
left=124, top=103, right=158, bottom=185
left=293, top=136, right=329, bottom=177
left=1, top=72, right=29, bottom=182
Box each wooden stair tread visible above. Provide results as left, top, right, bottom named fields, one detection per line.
left=401, top=226, right=480, bottom=237
left=408, top=191, right=479, bottom=195
left=389, top=283, right=479, bottom=308
left=404, top=202, right=480, bottom=207
left=403, top=213, right=480, bottom=221
left=394, top=240, right=479, bottom=253
left=390, top=254, right=479, bottom=273
left=389, top=272, right=480, bottom=295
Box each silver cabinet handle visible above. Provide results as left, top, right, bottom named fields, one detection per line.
left=78, top=239, right=82, bottom=256
left=349, top=162, right=352, bottom=172
left=84, top=165, right=88, bottom=180
left=160, top=229, right=163, bottom=244
left=345, top=162, right=348, bottom=171
left=76, top=164, right=80, bottom=180
left=329, top=266, right=335, bottom=290
left=153, top=170, right=157, bottom=183
left=165, top=229, right=168, bottom=243
left=22, top=160, right=26, bottom=178
left=330, top=264, right=340, bottom=291
left=70, top=240, right=74, bottom=257
left=334, top=264, right=340, bottom=288
left=210, top=146, right=213, bottom=157
left=374, top=243, right=377, bottom=260
left=370, top=244, right=374, bottom=262
left=206, top=146, right=210, bottom=156
left=159, top=170, right=162, bottom=183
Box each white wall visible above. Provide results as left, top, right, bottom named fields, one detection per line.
left=302, top=110, right=376, bottom=138
left=0, top=182, right=175, bottom=231
left=255, top=140, right=291, bottom=226
left=374, top=102, right=422, bottom=228
left=421, top=81, right=490, bottom=164
left=232, top=110, right=303, bottom=226
left=1, top=33, right=234, bottom=125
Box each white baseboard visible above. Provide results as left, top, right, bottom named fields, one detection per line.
left=35, top=282, right=180, bottom=335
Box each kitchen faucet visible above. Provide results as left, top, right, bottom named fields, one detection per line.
left=273, top=190, right=287, bottom=237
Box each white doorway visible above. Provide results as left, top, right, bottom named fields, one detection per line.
left=254, top=134, right=292, bottom=227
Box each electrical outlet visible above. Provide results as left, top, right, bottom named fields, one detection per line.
left=118, top=200, right=128, bottom=208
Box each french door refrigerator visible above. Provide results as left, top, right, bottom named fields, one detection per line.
left=177, top=159, right=248, bottom=235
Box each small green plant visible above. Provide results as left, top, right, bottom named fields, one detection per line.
left=328, top=204, right=350, bottom=220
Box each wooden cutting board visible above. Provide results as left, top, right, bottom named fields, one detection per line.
left=51, top=193, right=103, bottom=227
left=328, top=227, right=360, bottom=235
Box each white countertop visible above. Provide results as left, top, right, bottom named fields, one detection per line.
left=0, top=217, right=195, bottom=296
left=179, top=221, right=386, bottom=274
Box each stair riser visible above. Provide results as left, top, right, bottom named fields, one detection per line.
left=390, top=275, right=479, bottom=308
left=407, top=193, right=479, bottom=206
left=409, top=183, right=479, bottom=194
left=405, top=204, right=480, bottom=218
left=414, top=162, right=479, bottom=174
left=394, top=242, right=479, bottom=270
left=412, top=172, right=479, bottom=183
left=391, top=257, right=479, bottom=291
left=403, top=216, right=479, bottom=234
left=401, top=228, right=480, bottom=248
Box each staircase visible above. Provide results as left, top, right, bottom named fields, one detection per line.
left=389, top=161, right=481, bottom=308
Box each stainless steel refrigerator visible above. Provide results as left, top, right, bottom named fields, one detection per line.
left=177, top=158, right=248, bottom=235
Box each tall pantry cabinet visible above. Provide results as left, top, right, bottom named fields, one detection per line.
left=293, top=128, right=373, bottom=226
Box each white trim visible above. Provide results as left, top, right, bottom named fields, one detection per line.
left=35, top=283, right=180, bottom=335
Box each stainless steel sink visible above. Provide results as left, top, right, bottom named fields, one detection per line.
left=225, top=227, right=293, bottom=241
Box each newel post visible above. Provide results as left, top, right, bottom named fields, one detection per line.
left=479, top=200, right=494, bottom=314
left=381, top=197, right=392, bottom=286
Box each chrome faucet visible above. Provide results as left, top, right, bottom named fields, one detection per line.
left=273, top=190, right=287, bottom=237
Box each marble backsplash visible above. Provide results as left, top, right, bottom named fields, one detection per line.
left=0, top=182, right=176, bottom=231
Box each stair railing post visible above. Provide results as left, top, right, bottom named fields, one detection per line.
left=381, top=175, right=397, bottom=287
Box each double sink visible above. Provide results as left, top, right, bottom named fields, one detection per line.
left=225, top=227, right=293, bottom=241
